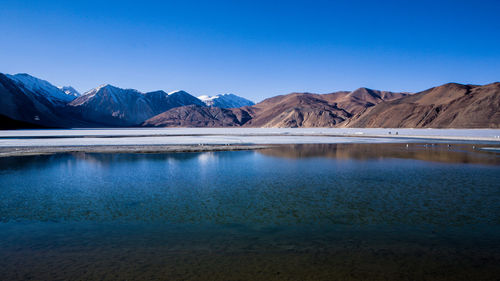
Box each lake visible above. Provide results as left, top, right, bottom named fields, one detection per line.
left=0, top=143, right=499, bottom=280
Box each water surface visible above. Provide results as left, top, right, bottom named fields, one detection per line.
left=0, top=143, right=499, bottom=280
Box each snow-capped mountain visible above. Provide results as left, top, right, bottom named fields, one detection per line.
left=69, top=85, right=204, bottom=126
left=1, top=71, right=499, bottom=129
left=69, top=84, right=153, bottom=126
left=58, top=86, right=80, bottom=98
left=0, top=73, right=79, bottom=127
left=72, top=84, right=143, bottom=105
left=6, top=73, right=77, bottom=104
left=198, top=93, right=255, bottom=108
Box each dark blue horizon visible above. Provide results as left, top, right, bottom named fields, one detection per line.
left=1, top=0, right=499, bottom=102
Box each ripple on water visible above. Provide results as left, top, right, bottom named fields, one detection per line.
left=0, top=143, right=499, bottom=280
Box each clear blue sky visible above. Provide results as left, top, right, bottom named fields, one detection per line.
left=1, top=0, right=499, bottom=102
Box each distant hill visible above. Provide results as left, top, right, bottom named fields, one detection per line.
left=198, top=93, right=255, bottom=108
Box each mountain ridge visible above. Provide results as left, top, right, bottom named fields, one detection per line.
left=0, top=72, right=498, bottom=128
left=68, top=85, right=205, bottom=126
left=344, top=82, right=500, bottom=128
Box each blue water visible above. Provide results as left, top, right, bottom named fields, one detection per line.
left=0, top=143, right=499, bottom=280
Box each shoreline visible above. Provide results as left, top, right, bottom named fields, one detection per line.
left=1, top=128, right=500, bottom=141
left=1, top=128, right=499, bottom=157
left=0, top=134, right=499, bottom=149
left=0, top=145, right=269, bottom=158
left=1, top=133, right=500, bottom=142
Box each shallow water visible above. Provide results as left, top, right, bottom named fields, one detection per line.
left=0, top=143, right=499, bottom=280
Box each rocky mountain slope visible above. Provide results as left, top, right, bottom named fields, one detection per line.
left=240, top=89, right=408, bottom=128
left=320, top=88, right=409, bottom=116
left=144, top=88, right=408, bottom=128
left=1, top=72, right=498, bottom=128
left=144, top=83, right=499, bottom=128
left=68, top=84, right=152, bottom=126
left=145, top=90, right=206, bottom=116
left=68, top=86, right=205, bottom=126
left=345, top=82, right=500, bottom=128
left=0, top=73, right=80, bottom=127
left=6, top=73, right=77, bottom=103
left=143, top=105, right=251, bottom=127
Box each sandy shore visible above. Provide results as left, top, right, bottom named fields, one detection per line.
left=1, top=128, right=499, bottom=157
left=1, top=128, right=500, bottom=143
left=0, top=145, right=269, bottom=157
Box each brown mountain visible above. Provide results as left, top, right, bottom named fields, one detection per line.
left=345, top=82, right=500, bottom=128
left=242, top=88, right=408, bottom=128
left=142, top=105, right=251, bottom=127
left=3, top=71, right=497, bottom=129
left=321, top=88, right=410, bottom=115
left=144, top=82, right=499, bottom=128
left=143, top=88, right=409, bottom=128
left=240, top=93, right=351, bottom=127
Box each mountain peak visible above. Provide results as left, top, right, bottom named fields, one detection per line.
left=58, top=86, right=80, bottom=97
left=83, top=84, right=142, bottom=96
left=96, top=83, right=114, bottom=91
left=354, top=87, right=372, bottom=91
left=145, top=90, right=168, bottom=96
left=347, top=87, right=382, bottom=101
left=434, top=82, right=471, bottom=91
left=198, top=93, right=254, bottom=108
left=168, top=90, right=190, bottom=96
left=12, top=73, right=32, bottom=77
left=6, top=73, right=76, bottom=103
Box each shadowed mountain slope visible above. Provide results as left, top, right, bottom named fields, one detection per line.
left=142, top=105, right=251, bottom=127
left=68, top=86, right=204, bottom=126
left=0, top=73, right=83, bottom=127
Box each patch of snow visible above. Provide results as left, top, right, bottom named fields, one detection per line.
left=168, top=90, right=188, bottom=96
left=198, top=95, right=210, bottom=100
left=58, top=86, right=80, bottom=97
left=81, top=84, right=142, bottom=98
left=6, top=73, right=76, bottom=103
left=198, top=93, right=255, bottom=108
left=83, top=84, right=112, bottom=96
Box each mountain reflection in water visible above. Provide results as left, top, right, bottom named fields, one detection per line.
left=0, top=143, right=499, bottom=281
left=260, top=143, right=500, bottom=165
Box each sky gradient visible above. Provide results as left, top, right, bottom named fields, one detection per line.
left=1, top=0, right=499, bottom=102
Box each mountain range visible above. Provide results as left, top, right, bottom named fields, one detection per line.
left=0, top=72, right=498, bottom=129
